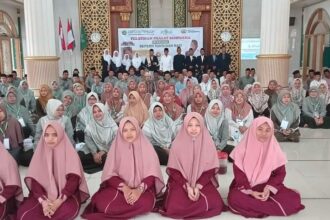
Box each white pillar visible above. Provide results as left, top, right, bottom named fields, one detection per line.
left=24, top=0, right=59, bottom=94
left=257, top=0, right=291, bottom=87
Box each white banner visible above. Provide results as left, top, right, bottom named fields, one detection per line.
left=241, top=38, right=260, bottom=60
left=118, top=27, right=203, bottom=59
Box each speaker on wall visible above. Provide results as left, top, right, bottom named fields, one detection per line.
left=290, top=17, right=296, bottom=26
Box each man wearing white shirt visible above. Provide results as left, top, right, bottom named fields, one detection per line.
left=200, top=74, right=211, bottom=95
left=310, top=71, right=327, bottom=88
left=219, top=70, right=228, bottom=85
left=160, top=48, right=173, bottom=72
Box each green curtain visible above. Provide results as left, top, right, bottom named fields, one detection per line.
left=323, top=47, right=330, bottom=68
left=80, top=24, right=87, bottom=51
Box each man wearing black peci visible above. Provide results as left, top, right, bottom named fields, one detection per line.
left=144, top=49, right=159, bottom=72
left=173, top=47, right=186, bottom=72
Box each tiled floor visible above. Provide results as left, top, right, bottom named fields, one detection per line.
left=18, top=128, right=330, bottom=219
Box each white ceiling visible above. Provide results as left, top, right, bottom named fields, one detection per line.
left=290, top=0, right=327, bottom=8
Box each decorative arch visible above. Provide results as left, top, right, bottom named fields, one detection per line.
left=303, top=8, right=330, bottom=77
left=0, top=10, right=18, bottom=37
left=0, top=10, right=22, bottom=75
left=305, top=8, right=330, bottom=35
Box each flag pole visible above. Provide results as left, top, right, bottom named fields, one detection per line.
left=61, top=51, right=64, bottom=72
left=71, top=18, right=75, bottom=71
left=74, top=51, right=77, bottom=70
left=69, top=50, right=71, bottom=73
left=64, top=50, right=67, bottom=72
left=61, top=48, right=64, bottom=73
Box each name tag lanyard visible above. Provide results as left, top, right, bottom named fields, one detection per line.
left=280, top=107, right=291, bottom=129
left=312, top=102, right=320, bottom=115
left=0, top=122, right=8, bottom=138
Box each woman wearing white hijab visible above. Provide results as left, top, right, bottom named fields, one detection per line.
left=103, top=49, right=112, bottom=65
left=319, top=82, right=330, bottom=116
left=132, top=52, right=143, bottom=71
left=76, top=92, right=99, bottom=142
left=205, top=99, right=233, bottom=154
left=111, top=50, right=122, bottom=73
left=290, top=78, right=306, bottom=108
left=142, top=102, right=179, bottom=165
left=101, top=49, right=112, bottom=80
left=207, top=79, right=221, bottom=101
left=78, top=103, right=118, bottom=173
left=34, top=99, right=74, bottom=147
left=248, top=82, right=270, bottom=118
left=302, top=86, right=330, bottom=128
left=122, top=53, right=132, bottom=71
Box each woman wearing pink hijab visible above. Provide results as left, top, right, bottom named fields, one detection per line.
left=0, top=141, right=23, bottom=219
left=161, top=89, right=184, bottom=122
left=82, top=117, right=164, bottom=219
left=228, top=117, right=305, bottom=218
left=160, top=112, right=226, bottom=218
left=123, top=91, right=149, bottom=127
left=17, top=121, right=89, bottom=220
left=187, top=90, right=209, bottom=116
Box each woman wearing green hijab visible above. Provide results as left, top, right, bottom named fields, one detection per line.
left=51, top=80, right=63, bottom=100
left=271, top=89, right=301, bottom=142
left=72, top=83, right=87, bottom=113
left=62, top=90, right=79, bottom=129
left=301, top=87, right=330, bottom=128
left=4, top=88, right=35, bottom=138
left=18, top=80, right=36, bottom=112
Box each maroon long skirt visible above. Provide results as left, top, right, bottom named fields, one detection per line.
left=228, top=184, right=305, bottom=218
left=160, top=182, right=226, bottom=219
left=0, top=197, right=17, bottom=220
left=82, top=187, right=156, bottom=219
left=16, top=195, right=81, bottom=220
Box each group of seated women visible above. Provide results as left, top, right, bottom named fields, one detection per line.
left=1, top=114, right=304, bottom=219
left=2, top=72, right=330, bottom=168
left=3, top=70, right=327, bottom=218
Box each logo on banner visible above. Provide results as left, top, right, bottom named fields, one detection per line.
left=161, top=29, right=172, bottom=35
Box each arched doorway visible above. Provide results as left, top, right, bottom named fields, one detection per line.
left=0, top=10, right=22, bottom=75
left=303, top=8, right=330, bottom=77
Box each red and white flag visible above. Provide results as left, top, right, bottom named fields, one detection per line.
left=67, top=19, right=75, bottom=51
left=58, top=18, right=66, bottom=53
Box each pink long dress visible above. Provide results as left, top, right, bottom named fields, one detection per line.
left=160, top=112, right=227, bottom=218
left=16, top=121, right=89, bottom=220
left=228, top=116, right=305, bottom=218
left=82, top=117, right=164, bottom=219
